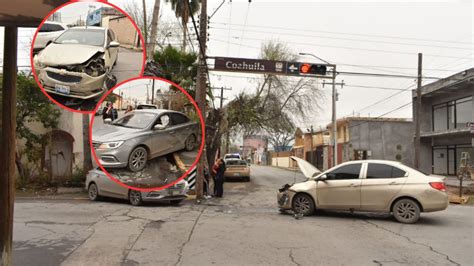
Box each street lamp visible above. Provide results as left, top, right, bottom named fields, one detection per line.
left=299, top=52, right=338, bottom=167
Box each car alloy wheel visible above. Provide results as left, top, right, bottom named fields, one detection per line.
left=292, top=193, right=315, bottom=216
left=88, top=183, right=99, bottom=201
left=129, top=190, right=143, bottom=206
left=128, top=147, right=147, bottom=172
left=185, top=135, right=196, bottom=151
left=393, top=198, right=420, bottom=224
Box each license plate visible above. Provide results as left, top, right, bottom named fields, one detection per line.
left=55, top=84, right=70, bottom=95
left=170, top=189, right=180, bottom=196
left=233, top=173, right=240, bottom=176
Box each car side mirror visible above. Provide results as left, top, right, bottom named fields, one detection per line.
left=316, top=174, right=327, bottom=181
left=154, top=124, right=167, bottom=130
left=109, top=41, right=120, bottom=48
left=104, top=118, right=112, bottom=124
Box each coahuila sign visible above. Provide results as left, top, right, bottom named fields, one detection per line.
left=214, top=57, right=286, bottom=74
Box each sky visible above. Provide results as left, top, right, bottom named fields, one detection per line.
left=1, top=0, right=473, bottom=131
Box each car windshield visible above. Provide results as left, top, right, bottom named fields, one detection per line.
left=137, top=105, right=157, bottom=109
left=225, top=155, right=240, bottom=159
left=112, top=112, right=157, bottom=129
left=54, top=29, right=105, bottom=46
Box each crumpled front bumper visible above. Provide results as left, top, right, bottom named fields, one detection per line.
left=277, top=186, right=295, bottom=210
left=38, top=66, right=106, bottom=99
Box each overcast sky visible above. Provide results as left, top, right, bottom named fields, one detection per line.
left=1, top=0, right=473, bottom=131
left=114, top=78, right=172, bottom=104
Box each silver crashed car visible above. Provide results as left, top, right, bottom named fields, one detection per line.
left=86, top=168, right=189, bottom=206
left=34, top=26, right=119, bottom=99
left=93, top=109, right=199, bottom=172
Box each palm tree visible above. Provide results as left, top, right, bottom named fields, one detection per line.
left=167, top=0, right=200, bottom=52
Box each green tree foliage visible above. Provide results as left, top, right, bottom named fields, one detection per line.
left=166, top=0, right=200, bottom=52
left=154, top=45, right=198, bottom=95
left=1, top=73, right=61, bottom=184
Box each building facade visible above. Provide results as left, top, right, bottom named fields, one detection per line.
left=414, top=68, right=474, bottom=176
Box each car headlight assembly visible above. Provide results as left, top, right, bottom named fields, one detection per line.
left=98, top=141, right=124, bottom=149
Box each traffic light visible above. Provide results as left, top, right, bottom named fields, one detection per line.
left=299, top=63, right=327, bottom=75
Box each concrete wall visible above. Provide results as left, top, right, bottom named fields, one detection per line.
left=108, top=16, right=139, bottom=48
left=348, top=120, right=415, bottom=167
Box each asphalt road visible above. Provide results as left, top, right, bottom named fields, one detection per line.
left=49, top=47, right=143, bottom=111
left=13, top=166, right=474, bottom=265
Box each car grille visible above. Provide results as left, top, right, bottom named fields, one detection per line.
left=92, top=141, right=101, bottom=149
left=47, top=71, right=82, bottom=83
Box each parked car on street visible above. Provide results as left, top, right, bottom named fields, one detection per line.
left=277, top=156, right=448, bottom=224
left=224, top=159, right=250, bottom=181
left=34, top=26, right=119, bottom=100
left=86, top=168, right=189, bottom=206
left=33, top=22, right=68, bottom=53
left=224, top=153, right=242, bottom=162
left=92, top=109, right=199, bottom=172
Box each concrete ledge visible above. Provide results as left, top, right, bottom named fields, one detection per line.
left=56, top=187, right=84, bottom=194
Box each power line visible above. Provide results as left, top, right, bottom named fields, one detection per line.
left=211, top=21, right=474, bottom=46
left=210, top=35, right=469, bottom=60
left=347, top=102, right=413, bottom=129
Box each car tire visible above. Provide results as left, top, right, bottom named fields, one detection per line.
left=292, top=193, right=315, bottom=216
left=170, top=199, right=183, bottom=205
left=392, top=198, right=421, bottom=224
left=128, top=146, right=148, bottom=172
left=88, top=183, right=100, bottom=201
left=129, top=190, right=143, bottom=206
left=184, top=134, right=196, bottom=151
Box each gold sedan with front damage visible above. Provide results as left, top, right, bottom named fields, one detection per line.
left=277, top=157, right=448, bottom=224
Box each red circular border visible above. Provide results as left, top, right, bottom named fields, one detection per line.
left=29, top=0, right=147, bottom=114
left=90, top=76, right=206, bottom=192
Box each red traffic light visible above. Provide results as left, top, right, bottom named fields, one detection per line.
left=299, top=63, right=327, bottom=75
left=300, top=63, right=311, bottom=73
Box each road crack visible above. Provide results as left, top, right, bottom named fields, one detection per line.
left=289, top=249, right=301, bottom=266
left=175, top=205, right=207, bottom=266
left=364, top=220, right=460, bottom=266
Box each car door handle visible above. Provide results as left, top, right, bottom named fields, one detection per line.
left=389, top=181, right=398, bottom=185
left=348, top=183, right=360, bottom=187
left=169, top=131, right=175, bottom=134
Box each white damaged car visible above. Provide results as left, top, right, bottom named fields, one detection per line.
left=34, top=26, right=119, bottom=99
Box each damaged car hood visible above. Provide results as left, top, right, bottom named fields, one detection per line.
left=93, top=124, right=143, bottom=143
left=290, top=156, right=322, bottom=180
left=37, top=43, right=104, bottom=66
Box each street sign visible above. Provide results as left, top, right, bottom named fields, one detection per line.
left=214, top=57, right=286, bottom=75
left=87, top=9, right=102, bottom=26
left=212, top=56, right=332, bottom=78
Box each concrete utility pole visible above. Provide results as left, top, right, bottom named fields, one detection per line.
left=148, top=0, right=161, bottom=59
left=309, top=126, right=314, bottom=165
left=194, top=0, right=208, bottom=199
left=151, top=79, right=155, bottom=105
left=331, top=65, right=338, bottom=167
left=142, top=0, right=148, bottom=54
left=0, top=26, right=18, bottom=266
left=415, top=53, right=422, bottom=169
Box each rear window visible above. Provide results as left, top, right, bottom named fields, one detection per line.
left=225, top=154, right=240, bottom=159
left=39, top=23, right=65, bottom=33
left=367, top=163, right=406, bottom=179
left=137, top=105, right=157, bottom=109
left=226, top=160, right=247, bottom=166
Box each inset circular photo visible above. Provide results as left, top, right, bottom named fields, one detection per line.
left=30, top=1, right=146, bottom=112
left=90, top=77, right=205, bottom=193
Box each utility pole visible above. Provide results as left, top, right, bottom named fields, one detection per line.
left=151, top=79, right=155, bottom=105
left=148, top=0, right=161, bottom=60
left=142, top=0, right=148, bottom=54
left=309, top=126, right=314, bottom=165
left=331, top=65, right=338, bottom=167
left=415, top=53, right=422, bottom=169
left=0, top=26, right=17, bottom=266
left=193, top=0, right=208, bottom=200
left=211, top=86, right=231, bottom=156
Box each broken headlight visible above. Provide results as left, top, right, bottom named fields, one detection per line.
left=84, top=57, right=106, bottom=77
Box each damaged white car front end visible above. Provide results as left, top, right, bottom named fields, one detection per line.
left=34, top=27, right=118, bottom=100
left=277, top=156, right=321, bottom=212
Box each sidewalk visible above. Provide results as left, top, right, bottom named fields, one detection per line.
left=445, top=176, right=474, bottom=191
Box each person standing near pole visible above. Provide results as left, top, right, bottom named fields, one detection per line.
left=213, top=158, right=226, bottom=198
